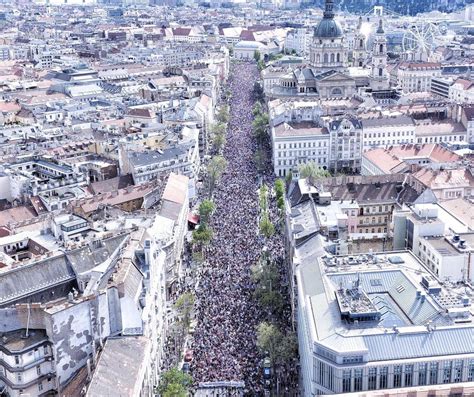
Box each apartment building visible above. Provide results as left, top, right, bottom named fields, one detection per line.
left=449, top=77, right=474, bottom=104
left=0, top=329, right=56, bottom=397
left=390, top=62, right=442, bottom=93
left=361, top=115, right=416, bottom=151
left=271, top=122, right=330, bottom=177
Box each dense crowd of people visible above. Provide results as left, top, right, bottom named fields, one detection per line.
left=191, top=63, right=272, bottom=394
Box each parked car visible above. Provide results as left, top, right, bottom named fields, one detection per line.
left=263, top=358, right=271, bottom=380
left=263, top=357, right=272, bottom=390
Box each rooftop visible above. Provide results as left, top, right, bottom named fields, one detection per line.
left=297, top=250, right=474, bottom=361
left=86, top=336, right=150, bottom=397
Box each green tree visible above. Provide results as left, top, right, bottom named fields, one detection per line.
left=277, top=196, right=285, bottom=211
left=198, top=199, right=215, bottom=226
left=259, top=212, right=274, bottom=238
left=285, top=170, right=293, bottom=184
left=274, top=179, right=285, bottom=199
left=257, top=322, right=283, bottom=364
left=192, top=225, right=213, bottom=247
left=252, top=81, right=265, bottom=102
left=174, top=292, right=195, bottom=328
left=216, top=105, right=229, bottom=124
left=206, top=156, right=227, bottom=198
left=254, top=50, right=261, bottom=63
left=277, top=332, right=298, bottom=366
left=213, top=132, right=226, bottom=153
left=210, top=122, right=226, bottom=137
left=157, top=367, right=192, bottom=397
left=254, top=149, right=266, bottom=173
left=299, top=162, right=331, bottom=185
left=253, top=101, right=263, bottom=117
left=253, top=113, right=269, bottom=143
left=259, top=289, right=284, bottom=315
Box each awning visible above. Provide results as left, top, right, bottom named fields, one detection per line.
left=188, top=213, right=200, bottom=225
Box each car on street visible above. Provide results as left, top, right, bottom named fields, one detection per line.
left=263, top=357, right=272, bottom=390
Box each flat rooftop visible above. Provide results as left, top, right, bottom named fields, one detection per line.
left=297, top=250, right=474, bottom=361
left=423, top=236, right=460, bottom=256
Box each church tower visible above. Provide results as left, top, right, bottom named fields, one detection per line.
left=309, top=0, right=348, bottom=72
left=352, top=16, right=366, bottom=67
left=370, top=18, right=389, bottom=90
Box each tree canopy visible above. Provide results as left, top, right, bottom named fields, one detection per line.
left=206, top=156, right=227, bottom=198
left=198, top=199, right=215, bottom=226
left=157, top=367, right=192, bottom=397
left=298, top=162, right=331, bottom=185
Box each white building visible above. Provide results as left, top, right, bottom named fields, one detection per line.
left=284, top=28, right=310, bottom=56
left=391, top=62, right=442, bottom=93
left=0, top=329, right=56, bottom=397
left=271, top=122, right=330, bottom=177
left=449, top=78, right=474, bottom=104
left=233, top=41, right=267, bottom=61
left=296, top=250, right=474, bottom=396
left=362, top=115, right=416, bottom=151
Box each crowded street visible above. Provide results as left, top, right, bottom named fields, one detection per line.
left=191, top=62, right=288, bottom=395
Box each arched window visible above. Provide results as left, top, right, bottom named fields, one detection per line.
left=323, top=53, right=328, bottom=64
left=379, top=44, right=384, bottom=54
left=316, top=54, right=320, bottom=63
left=359, top=61, right=363, bottom=67
left=331, top=87, right=343, bottom=97
left=379, top=68, right=383, bottom=77
left=330, top=53, right=335, bottom=63
left=336, top=53, right=340, bottom=62
left=360, top=39, right=364, bottom=48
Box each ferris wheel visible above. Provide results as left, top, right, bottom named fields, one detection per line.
left=402, top=22, right=439, bottom=56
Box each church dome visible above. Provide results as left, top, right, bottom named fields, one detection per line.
left=314, top=18, right=343, bottom=38
left=314, top=0, right=343, bottom=39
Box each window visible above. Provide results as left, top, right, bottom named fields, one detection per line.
left=37, top=365, right=41, bottom=375
left=342, top=370, right=351, bottom=392
left=468, top=359, right=474, bottom=381
left=368, top=367, right=377, bottom=390
left=38, top=382, right=43, bottom=392
left=354, top=369, right=363, bottom=392
left=379, top=367, right=388, bottom=389
left=405, top=364, right=413, bottom=387
left=15, top=355, right=20, bottom=365
left=429, top=362, right=438, bottom=384
left=17, top=373, right=22, bottom=382
left=453, top=360, right=463, bottom=383
left=419, top=363, right=427, bottom=386
left=443, top=361, right=452, bottom=384
left=393, top=365, right=402, bottom=388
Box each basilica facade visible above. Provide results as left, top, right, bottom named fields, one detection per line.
left=272, top=0, right=388, bottom=99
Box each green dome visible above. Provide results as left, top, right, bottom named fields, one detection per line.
left=314, top=18, right=343, bottom=38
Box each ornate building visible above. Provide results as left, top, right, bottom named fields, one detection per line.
left=309, top=0, right=348, bottom=72
left=271, top=0, right=356, bottom=99
left=352, top=16, right=367, bottom=67
left=370, top=19, right=389, bottom=90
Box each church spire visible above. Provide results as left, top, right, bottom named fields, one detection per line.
left=323, top=0, right=335, bottom=19
left=376, top=18, right=384, bottom=34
